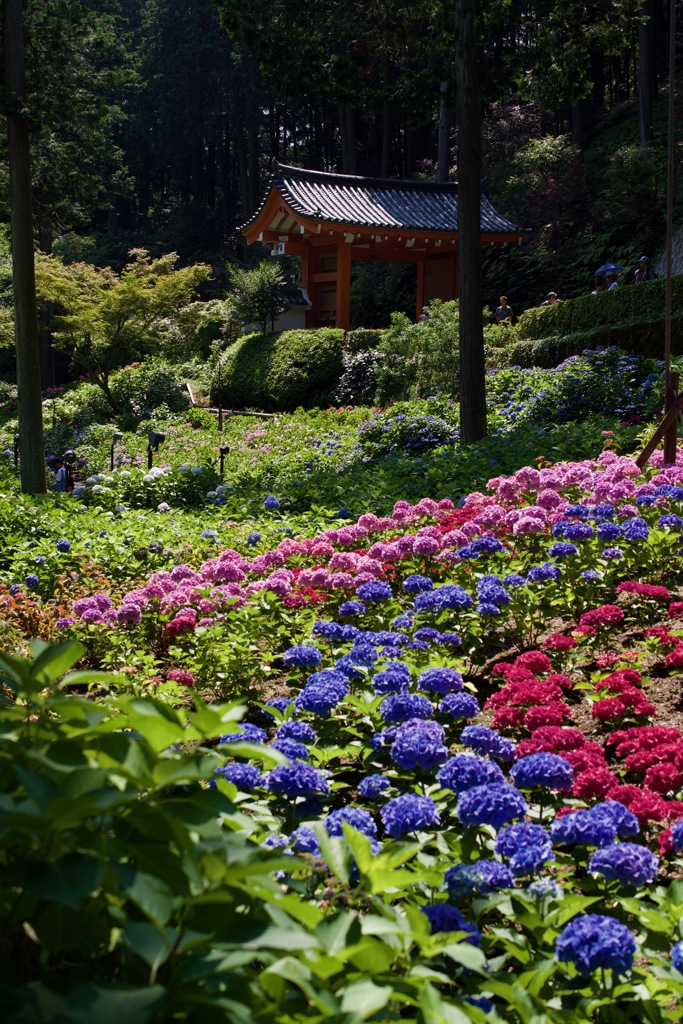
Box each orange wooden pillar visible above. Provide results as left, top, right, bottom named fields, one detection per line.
left=416, top=258, right=426, bottom=319
left=335, top=242, right=352, bottom=331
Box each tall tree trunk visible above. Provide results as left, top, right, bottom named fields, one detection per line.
left=338, top=104, right=357, bottom=173
left=455, top=0, right=486, bottom=444
left=638, top=0, right=656, bottom=145
left=437, top=80, right=451, bottom=181
left=4, top=0, right=46, bottom=494
left=381, top=104, right=391, bottom=177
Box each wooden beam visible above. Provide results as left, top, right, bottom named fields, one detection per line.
left=416, top=259, right=425, bottom=319
left=336, top=242, right=352, bottom=331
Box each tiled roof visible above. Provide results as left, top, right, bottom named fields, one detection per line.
left=243, top=162, right=529, bottom=236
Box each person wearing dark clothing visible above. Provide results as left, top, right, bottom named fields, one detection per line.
left=639, top=256, right=657, bottom=281
left=496, top=296, right=514, bottom=324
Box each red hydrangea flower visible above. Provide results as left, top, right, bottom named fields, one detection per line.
left=516, top=726, right=586, bottom=756
left=592, top=698, right=626, bottom=723
left=545, top=673, right=573, bottom=690
left=616, top=580, right=670, bottom=601
left=542, top=634, right=578, bottom=652
left=643, top=626, right=678, bottom=647
left=668, top=601, right=683, bottom=618
left=563, top=746, right=608, bottom=773
left=658, top=826, right=675, bottom=855
left=573, top=625, right=597, bottom=638
left=579, top=605, right=625, bottom=628
left=524, top=705, right=572, bottom=730
left=491, top=707, right=526, bottom=730
left=665, top=646, right=683, bottom=669
left=572, top=768, right=621, bottom=800
left=515, top=650, right=552, bottom=676
left=644, top=763, right=683, bottom=795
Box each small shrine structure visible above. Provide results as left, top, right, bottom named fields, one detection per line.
left=241, top=162, right=530, bottom=329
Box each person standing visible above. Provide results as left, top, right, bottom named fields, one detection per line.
left=639, top=256, right=657, bottom=281
left=496, top=295, right=514, bottom=324
left=605, top=271, right=619, bottom=291
left=540, top=291, right=560, bottom=306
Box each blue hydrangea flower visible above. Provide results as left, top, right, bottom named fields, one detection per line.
left=420, top=583, right=475, bottom=613
left=456, top=783, right=529, bottom=831
left=417, top=666, right=463, bottom=695
left=436, top=631, right=462, bottom=647
left=56, top=538, right=71, bottom=552
left=503, top=574, right=527, bottom=588
left=266, top=762, right=330, bottom=798
left=334, top=654, right=365, bottom=679
left=214, top=762, right=262, bottom=790
left=356, top=580, right=393, bottom=601
left=276, top=720, right=317, bottom=744
left=439, top=692, right=480, bottom=719
left=591, top=801, right=639, bottom=837
left=247, top=530, right=262, bottom=546
left=437, top=754, right=505, bottom=793
left=659, top=514, right=683, bottom=530
left=390, top=719, right=448, bottom=771
left=601, top=548, right=622, bottom=560
left=477, top=602, right=501, bottom=616
left=200, top=529, right=217, bottom=541
left=464, top=997, right=494, bottom=1014
left=588, top=843, right=658, bottom=886
left=622, top=517, right=649, bottom=541
left=9, top=584, right=21, bottom=595
left=422, top=904, right=481, bottom=944
left=380, top=793, right=439, bottom=837
left=263, top=696, right=293, bottom=718
left=596, top=522, right=623, bottom=541
left=414, top=627, right=441, bottom=642
left=295, top=672, right=349, bottom=715
left=402, top=574, right=434, bottom=593
left=672, top=941, right=683, bottom=973
left=477, top=579, right=511, bottom=606
left=370, top=727, right=398, bottom=750
left=392, top=614, right=415, bottom=629
left=24, top=574, right=39, bottom=588
left=33, top=556, right=46, bottom=566
left=282, top=644, right=323, bottom=670
left=527, top=878, right=564, bottom=900
left=671, top=818, right=683, bottom=852
left=290, top=826, right=320, bottom=854
left=527, top=562, right=562, bottom=583
left=220, top=723, right=267, bottom=745
left=496, top=822, right=555, bottom=875
left=380, top=692, right=433, bottom=724
left=372, top=668, right=411, bottom=696
left=460, top=725, right=516, bottom=762
left=339, top=600, right=366, bottom=616
left=271, top=738, right=310, bottom=762
left=325, top=806, right=378, bottom=838
left=555, top=915, right=636, bottom=977
left=470, top=536, right=504, bottom=555
left=445, top=860, right=514, bottom=899
left=550, top=809, right=617, bottom=848
left=564, top=523, right=594, bottom=541
left=510, top=753, right=574, bottom=791
left=263, top=495, right=280, bottom=511
left=358, top=773, right=391, bottom=798
left=549, top=542, right=578, bottom=558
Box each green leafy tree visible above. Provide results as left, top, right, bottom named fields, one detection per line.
left=34, top=249, right=210, bottom=412
left=229, top=261, right=287, bottom=336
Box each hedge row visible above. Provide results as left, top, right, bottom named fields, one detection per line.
left=516, top=275, right=683, bottom=341
left=507, top=315, right=683, bottom=367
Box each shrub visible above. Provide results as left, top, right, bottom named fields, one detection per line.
left=211, top=328, right=345, bottom=411
left=375, top=301, right=459, bottom=402
left=334, top=349, right=384, bottom=405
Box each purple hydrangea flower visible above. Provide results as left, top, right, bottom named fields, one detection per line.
left=220, top=723, right=268, bottom=745
left=622, top=517, right=649, bottom=541
left=422, top=904, right=481, bottom=944
left=271, top=738, right=310, bottom=762
left=437, top=754, right=505, bottom=794
left=56, top=538, right=71, bottom=552
left=24, top=574, right=39, bottom=588
left=266, top=762, right=330, bottom=798
left=356, top=580, right=393, bottom=601
left=282, top=644, right=323, bottom=670
left=550, top=809, right=617, bottom=848
left=555, top=915, right=636, bottom=977
left=358, top=773, right=391, bottom=798
left=460, top=725, right=516, bottom=762
left=549, top=542, right=578, bottom=559
left=264, top=495, right=280, bottom=511
left=339, top=600, right=366, bottom=616
left=417, top=667, right=463, bottom=695
left=402, top=574, right=434, bottom=594
left=588, top=843, right=658, bottom=886
left=380, top=692, right=433, bottom=724
left=438, top=692, right=480, bottom=719
left=390, top=719, right=448, bottom=771
left=381, top=793, right=439, bottom=837
left=414, top=584, right=474, bottom=613
left=263, top=696, right=293, bottom=718
left=325, top=806, right=378, bottom=838
left=510, top=753, right=574, bottom=791
left=456, top=783, right=529, bottom=831
left=445, top=860, right=514, bottom=899
left=372, top=667, right=411, bottom=695
left=290, top=826, right=320, bottom=854
left=276, top=720, right=317, bottom=744
left=496, top=822, right=555, bottom=875
left=436, top=632, right=462, bottom=647
left=215, top=762, right=262, bottom=790
left=591, top=801, right=639, bottom=837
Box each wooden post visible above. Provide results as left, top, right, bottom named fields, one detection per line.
left=335, top=242, right=351, bottom=331
left=416, top=259, right=426, bottom=319
left=4, top=0, right=46, bottom=493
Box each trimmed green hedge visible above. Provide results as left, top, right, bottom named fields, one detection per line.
left=211, top=328, right=345, bottom=411
left=516, top=276, right=683, bottom=341
left=507, top=315, right=683, bottom=368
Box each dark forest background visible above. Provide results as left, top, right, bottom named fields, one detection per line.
left=0, top=0, right=681, bottom=326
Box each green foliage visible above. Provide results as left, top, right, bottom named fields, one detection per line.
left=229, top=262, right=287, bottom=336
left=375, top=301, right=460, bottom=403
left=357, top=398, right=459, bottom=459
left=212, top=328, right=345, bottom=411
